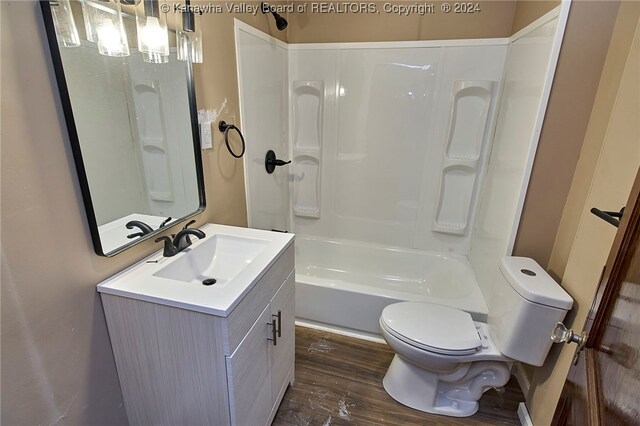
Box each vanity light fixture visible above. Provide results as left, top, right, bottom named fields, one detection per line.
left=176, top=0, right=203, bottom=63
left=50, top=0, right=81, bottom=47
left=135, top=0, right=169, bottom=64
left=81, top=0, right=130, bottom=57
left=53, top=0, right=204, bottom=64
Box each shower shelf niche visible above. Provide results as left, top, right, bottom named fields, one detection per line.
left=292, top=80, right=323, bottom=219
left=433, top=80, right=494, bottom=236
left=132, top=80, right=174, bottom=203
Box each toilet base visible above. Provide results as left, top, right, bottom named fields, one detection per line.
left=382, top=354, right=511, bottom=417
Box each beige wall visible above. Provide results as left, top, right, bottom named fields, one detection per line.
left=512, top=0, right=620, bottom=270
left=0, top=1, right=285, bottom=424
left=547, top=1, right=640, bottom=280
left=3, top=3, right=132, bottom=423
left=526, top=5, right=640, bottom=425
left=511, top=0, right=560, bottom=34
left=287, top=1, right=518, bottom=43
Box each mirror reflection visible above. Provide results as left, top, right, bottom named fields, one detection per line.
left=44, top=0, right=204, bottom=255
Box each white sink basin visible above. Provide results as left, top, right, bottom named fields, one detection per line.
left=97, top=224, right=294, bottom=316
left=153, top=234, right=270, bottom=286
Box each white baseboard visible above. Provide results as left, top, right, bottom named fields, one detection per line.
left=518, top=402, right=534, bottom=426
left=295, top=319, right=386, bottom=344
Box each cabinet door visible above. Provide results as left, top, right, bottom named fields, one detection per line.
left=226, top=305, right=272, bottom=426
left=270, top=271, right=296, bottom=402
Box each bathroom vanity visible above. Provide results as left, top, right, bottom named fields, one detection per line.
left=97, top=224, right=295, bottom=425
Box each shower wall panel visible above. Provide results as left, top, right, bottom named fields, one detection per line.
left=289, top=44, right=506, bottom=255
left=331, top=49, right=440, bottom=248
left=288, top=49, right=339, bottom=237
left=470, top=16, right=563, bottom=295
left=432, top=80, right=495, bottom=235
left=236, top=29, right=289, bottom=231
left=292, top=80, right=324, bottom=218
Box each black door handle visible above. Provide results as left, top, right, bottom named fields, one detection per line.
left=265, top=150, right=291, bottom=174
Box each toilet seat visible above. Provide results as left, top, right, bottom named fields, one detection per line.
left=380, top=302, right=481, bottom=356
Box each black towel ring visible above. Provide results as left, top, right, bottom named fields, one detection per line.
left=218, top=121, right=245, bottom=158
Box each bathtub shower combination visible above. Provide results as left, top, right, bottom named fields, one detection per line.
left=236, top=7, right=569, bottom=339
left=295, top=236, right=488, bottom=336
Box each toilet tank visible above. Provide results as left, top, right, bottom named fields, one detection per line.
left=487, top=257, right=573, bottom=366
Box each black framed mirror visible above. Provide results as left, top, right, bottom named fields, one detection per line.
left=40, top=0, right=205, bottom=256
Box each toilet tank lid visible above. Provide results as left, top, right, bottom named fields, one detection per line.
left=500, top=257, right=573, bottom=310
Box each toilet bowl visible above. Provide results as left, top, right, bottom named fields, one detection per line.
left=380, top=257, right=573, bottom=417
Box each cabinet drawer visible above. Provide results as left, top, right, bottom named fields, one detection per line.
left=226, top=305, right=272, bottom=426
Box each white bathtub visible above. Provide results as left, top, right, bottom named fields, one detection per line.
left=295, top=235, right=488, bottom=337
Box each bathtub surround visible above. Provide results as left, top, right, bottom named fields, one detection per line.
left=238, top=6, right=568, bottom=337
left=238, top=25, right=508, bottom=253
left=287, top=42, right=506, bottom=254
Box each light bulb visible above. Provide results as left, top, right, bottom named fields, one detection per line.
left=141, top=17, right=165, bottom=51
left=135, top=0, right=169, bottom=63
left=83, top=0, right=129, bottom=57
left=97, top=22, right=120, bottom=52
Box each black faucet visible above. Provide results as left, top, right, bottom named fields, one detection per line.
left=178, top=219, right=197, bottom=246
left=154, top=224, right=205, bottom=257
left=126, top=220, right=154, bottom=239
left=174, top=228, right=206, bottom=251
left=158, top=216, right=172, bottom=228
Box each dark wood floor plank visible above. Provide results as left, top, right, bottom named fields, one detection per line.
left=273, top=327, right=524, bottom=426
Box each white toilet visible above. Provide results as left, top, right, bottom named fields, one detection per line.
left=379, top=256, right=573, bottom=417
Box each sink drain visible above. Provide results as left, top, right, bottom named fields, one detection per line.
left=202, top=278, right=217, bottom=286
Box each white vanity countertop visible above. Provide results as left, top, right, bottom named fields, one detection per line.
left=97, top=224, right=294, bottom=317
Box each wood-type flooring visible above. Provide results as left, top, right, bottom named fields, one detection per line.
left=273, top=326, right=524, bottom=425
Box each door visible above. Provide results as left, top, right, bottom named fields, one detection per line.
left=269, top=272, right=296, bottom=404
left=553, top=168, right=640, bottom=425
left=226, top=305, right=273, bottom=426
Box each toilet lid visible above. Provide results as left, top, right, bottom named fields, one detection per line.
left=381, top=302, right=481, bottom=355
